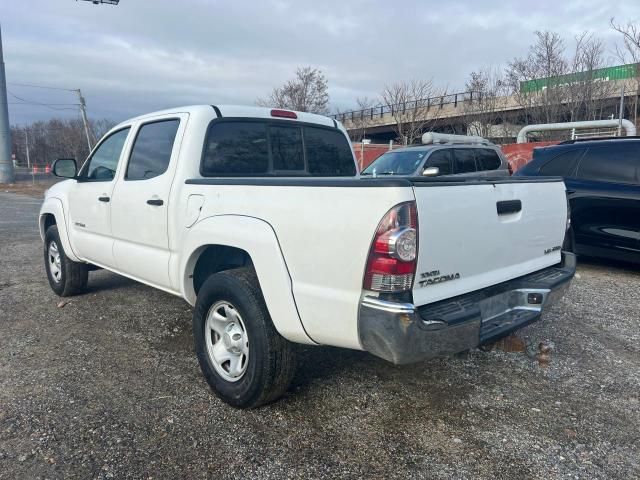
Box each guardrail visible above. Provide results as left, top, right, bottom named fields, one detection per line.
left=331, top=90, right=480, bottom=123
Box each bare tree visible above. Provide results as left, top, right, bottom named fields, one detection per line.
left=611, top=18, right=640, bottom=124
left=531, top=30, right=567, bottom=125
left=462, top=67, right=510, bottom=140
left=11, top=117, right=115, bottom=167
left=565, top=32, right=614, bottom=122
left=380, top=79, right=445, bottom=145
left=257, top=66, right=329, bottom=114
left=506, top=31, right=568, bottom=132
left=346, top=96, right=377, bottom=142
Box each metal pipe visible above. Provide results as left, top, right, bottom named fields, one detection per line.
left=619, top=85, right=625, bottom=136
left=516, top=119, right=637, bottom=143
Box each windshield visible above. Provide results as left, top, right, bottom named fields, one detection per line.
left=361, top=150, right=428, bottom=175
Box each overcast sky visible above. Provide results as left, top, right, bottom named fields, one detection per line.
left=2, top=0, right=640, bottom=125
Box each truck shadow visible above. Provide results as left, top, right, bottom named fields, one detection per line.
left=86, top=270, right=138, bottom=293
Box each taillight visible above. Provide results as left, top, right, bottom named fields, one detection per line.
left=363, top=202, right=418, bottom=292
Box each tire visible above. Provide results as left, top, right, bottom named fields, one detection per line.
left=193, top=267, right=297, bottom=408
left=44, top=225, right=89, bottom=297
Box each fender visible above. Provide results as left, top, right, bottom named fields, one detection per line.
left=175, top=214, right=316, bottom=346
left=39, top=197, right=81, bottom=263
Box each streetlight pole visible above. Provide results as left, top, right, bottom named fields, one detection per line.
left=0, top=24, right=15, bottom=183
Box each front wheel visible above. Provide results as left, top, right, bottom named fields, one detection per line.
left=44, top=225, right=88, bottom=297
left=192, top=267, right=297, bottom=408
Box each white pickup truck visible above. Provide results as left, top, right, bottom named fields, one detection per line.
left=40, top=105, right=575, bottom=408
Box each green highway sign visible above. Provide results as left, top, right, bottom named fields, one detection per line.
left=520, top=63, right=639, bottom=93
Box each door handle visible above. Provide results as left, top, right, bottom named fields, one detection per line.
left=147, top=199, right=164, bottom=206
left=496, top=199, right=521, bottom=215
left=98, top=196, right=110, bottom=202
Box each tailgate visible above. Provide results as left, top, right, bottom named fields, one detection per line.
left=411, top=178, right=567, bottom=307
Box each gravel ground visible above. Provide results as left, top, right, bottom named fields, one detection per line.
left=1, top=191, right=639, bottom=479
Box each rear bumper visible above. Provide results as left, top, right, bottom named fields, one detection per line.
left=358, top=252, right=576, bottom=364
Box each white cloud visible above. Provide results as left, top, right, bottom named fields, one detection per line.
left=1, top=0, right=639, bottom=123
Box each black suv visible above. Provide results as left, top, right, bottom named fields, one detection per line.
left=516, top=138, right=640, bottom=264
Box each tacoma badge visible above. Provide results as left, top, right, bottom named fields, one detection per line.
left=418, top=270, right=461, bottom=287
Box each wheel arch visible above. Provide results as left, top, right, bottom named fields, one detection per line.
left=178, top=215, right=316, bottom=345
left=39, top=197, right=81, bottom=262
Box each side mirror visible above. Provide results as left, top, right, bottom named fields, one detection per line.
left=422, top=166, right=440, bottom=177
left=53, top=158, right=77, bottom=178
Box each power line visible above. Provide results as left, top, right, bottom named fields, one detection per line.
left=8, top=91, right=80, bottom=111
left=7, top=81, right=95, bottom=149
left=8, top=103, right=79, bottom=106
left=7, top=82, right=77, bottom=92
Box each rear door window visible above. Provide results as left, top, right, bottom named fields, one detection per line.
left=453, top=149, right=476, bottom=173
left=475, top=149, right=502, bottom=171
left=576, top=144, right=640, bottom=184
left=539, top=149, right=583, bottom=176
left=126, top=119, right=180, bottom=180
left=425, top=149, right=452, bottom=175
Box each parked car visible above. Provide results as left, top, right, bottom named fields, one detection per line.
left=515, top=137, right=640, bottom=264
left=40, top=105, right=574, bottom=408
left=361, top=133, right=510, bottom=178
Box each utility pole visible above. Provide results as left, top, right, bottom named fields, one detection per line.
left=24, top=127, right=30, bottom=168
left=0, top=24, right=15, bottom=183
left=76, top=89, right=93, bottom=151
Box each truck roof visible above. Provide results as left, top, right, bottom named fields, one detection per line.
left=117, top=105, right=338, bottom=130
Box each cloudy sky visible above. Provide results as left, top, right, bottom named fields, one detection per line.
left=2, top=0, right=640, bottom=125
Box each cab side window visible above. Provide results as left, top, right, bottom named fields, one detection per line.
left=454, top=149, right=476, bottom=173
left=576, top=145, right=639, bottom=184
left=82, top=128, right=130, bottom=181
left=126, top=120, right=180, bottom=180
left=426, top=149, right=452, bottom=175
left=475, top=149, right=501, bottom=171
left=539, top=149, right=583, bottom=177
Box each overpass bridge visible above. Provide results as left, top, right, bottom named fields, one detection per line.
left=332, top=80, right=636, bottom=144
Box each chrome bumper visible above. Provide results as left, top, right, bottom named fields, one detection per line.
left=358, top=252, right=576, bottom=364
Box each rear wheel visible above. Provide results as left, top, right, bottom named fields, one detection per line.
left=192, top=267, right=297, bottom=408
left=44, top=225, right=89, bottom=296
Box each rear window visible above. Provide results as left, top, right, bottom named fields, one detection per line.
left=576, top=144, right=639, bottom=184
left=475, top=149, right=502, bottom=171
left=201, top=120, right=355, bottom=177
left=304, top=127, right=356, bottom=176
left=539, top=149, right=583, bottom=176
left=361, top=150, right=428, bottom=175
left=270, top=125, right=304, bottom=171
left=202, top=122, right=269, bottom=175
